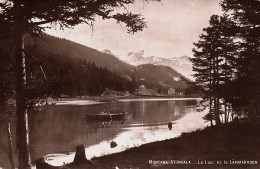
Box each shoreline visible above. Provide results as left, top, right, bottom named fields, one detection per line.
left=90, top=117, right=260, bottom=169
left=37, top=117, right=260, bottom=169
left=48, top=95, right=201, bottom=106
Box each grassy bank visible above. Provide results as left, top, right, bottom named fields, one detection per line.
left=91, top=117, right=260, bottom=169
left=38, top=117, right=260, bottom=169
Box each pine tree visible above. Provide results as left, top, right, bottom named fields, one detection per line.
left=192, top=15, right=237, bottom=125
left=221, top=0, right=260, bottom=117
left=0, top=1, right=160, bottom=168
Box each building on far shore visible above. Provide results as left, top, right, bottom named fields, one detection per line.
left=138, top=84, right=146, bottom=92
left=168, top=88, right=176, bottom=95
left=135, top=84, right=153, bottom=96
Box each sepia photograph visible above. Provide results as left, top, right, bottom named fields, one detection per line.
left=0, top=0, right=259, bottom=169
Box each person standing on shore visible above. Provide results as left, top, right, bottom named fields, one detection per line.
left=168, top=122, right=173, bottom=130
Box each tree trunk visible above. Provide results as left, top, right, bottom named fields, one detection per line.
left=216, top=54, right=221, bottom=125
left=15, top=33, right=32, bottom=169
left=227, top=103, right=231, bottom=122
left=213, top=55, right=221, bottom=125
left=209, top=60, right=213, bottom=126
left=224, top=101, right=227, bottom=123
left=209, top=90, right=213, bottom=126
left=74, top=144, right=87, bottom=163
left=214, top=102, right=221, bottom=125
left=7, top=122, right=15, bottom=169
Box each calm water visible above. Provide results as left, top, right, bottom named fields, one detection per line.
left=0, top=98, right=207, bottom=168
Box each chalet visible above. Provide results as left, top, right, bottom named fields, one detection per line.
left=168, top=88, right=176, bottom=95
left=139, top=84, right=146, bottom=91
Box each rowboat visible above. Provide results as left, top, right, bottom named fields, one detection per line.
left=86, top=109, right=127, bottom=121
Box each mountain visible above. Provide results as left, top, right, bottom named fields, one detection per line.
left=25, top=34, right=133, bottom=75
left=1, top=35, right=190, bottom=96
left=107, top=49, right=193, bottom=79
left=103, top=49, right=189, bottom=89
left=111, top=50, right=155, bottom=66
left=45, top=55, right=135, bottom=96
left=0, top=36, right=136, bottom=97
left=156, top=55, right=192, bottom=79
left=133, top=64, right=187, bottom=92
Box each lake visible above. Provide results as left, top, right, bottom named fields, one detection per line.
left=0, top=98, right=207, bottom=168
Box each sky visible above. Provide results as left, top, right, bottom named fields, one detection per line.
left=45, top=0, right=223, bottom=58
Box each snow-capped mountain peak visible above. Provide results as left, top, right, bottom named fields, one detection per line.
left=103, top=49, right=193, bottom=79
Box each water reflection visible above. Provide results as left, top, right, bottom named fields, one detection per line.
left=0, top=98, right=206, bottom=168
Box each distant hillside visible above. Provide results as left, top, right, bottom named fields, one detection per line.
left=0, top=36, right=135, bottom=96
left=1, top=35, right=189, bottom=96
left=43, top=55, right=135, bottom=96
left=25, top=34, right=133, bottom=75
left=133, top=64, right=187, bottom=92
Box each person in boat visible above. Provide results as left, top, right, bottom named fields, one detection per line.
left=100, top=109, right=113, bottom=120
left=100, top=109, right=106, bottom=114
left=100, top=109, right=111, bottom=115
